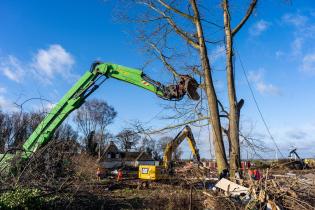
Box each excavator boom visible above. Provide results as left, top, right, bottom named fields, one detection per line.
left=163, top=125, right=201, bottom=170
left=0, top=62, right=199, bottom=169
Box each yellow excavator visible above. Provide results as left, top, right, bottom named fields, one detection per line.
left=138, top=125, right=201, bottom=180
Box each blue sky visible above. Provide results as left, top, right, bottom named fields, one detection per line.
left=1, top=0, right=315, bottom=159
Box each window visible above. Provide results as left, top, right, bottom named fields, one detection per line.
left=141, top=168, right=149, bottom=174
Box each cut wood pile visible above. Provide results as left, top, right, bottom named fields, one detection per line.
left=203, top=169, right=315, bottom=210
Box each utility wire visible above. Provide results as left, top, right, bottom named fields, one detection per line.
left=235, top=49, right=284, bottom=158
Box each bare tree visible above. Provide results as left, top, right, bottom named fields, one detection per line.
left=0, top=110, right=7, bottom=153
left=10, top=112, right=30, bottom=148
left=116, top=129, right=141, bottom=152
left=117, top=0, right=228, bottom=174
left=74, top=99, right=117, bottom=156
left=116, top=0, right=261, bottom=176
left=84, top=131, right=97, bottom=155
left=53, top=124, right=79, bottom=142
left=0, top=108, right=80, bottom=155
left=28, top=111, right=45, bottom=131
left=222, top=0, right=257, bottom=178
left=139, top=137, right=161, bottom=160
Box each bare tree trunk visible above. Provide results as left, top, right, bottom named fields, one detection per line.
left=191, top=0, right=228, bottom=174
left=223, top=0, right=240, bottom=179
left=222, top=0, right=257, bottom=179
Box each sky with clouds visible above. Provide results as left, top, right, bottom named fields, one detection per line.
left=0, top=0, right=315, bottom=159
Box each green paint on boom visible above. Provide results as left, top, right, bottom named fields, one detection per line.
left=23, top=63, right=168, bottom=157
left=0, top=62, right=199, bottom=171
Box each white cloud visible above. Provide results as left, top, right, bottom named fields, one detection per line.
left=31, top=44, right=75, bottom=83
left=0, top=44, right=75, bottom=84
left=276, top=123, right=315, bottom=157
left=249, top=20, right=270, bottom=36
left=291, top=37, right=303, bottom=56
left=0, top=95, right=18, bottom=112
left=282, top=13, right=308, bottom=27
left=275, top=50, right=284, bottom=58
left=45, top=102, right=55, bottom=110
left=248, top=70, right=263, bottom=82
left=286, top=130, right=308, bottom=140
left=248, top=69, right=280, bottom=95
left=256, top=82, right=280, bottom=95
left=0, top=55, right=24, bottom=82
left=32, top=101, right=56, bottom=112
left=281, top=12, right=315, bottom=59
left=209, top=45, right=225, bottom=63
left=0, top=86, right=6, bottom=94
left=300, top=52, right=315, bottom=74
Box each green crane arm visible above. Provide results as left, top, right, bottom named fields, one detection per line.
left=21, top=62, right=199, bottom=158
left=163, top=125, right=201, bottom=170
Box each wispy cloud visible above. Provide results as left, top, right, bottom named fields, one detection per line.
left=249, top=20, right=270, bottom=36
left=209, top=45, right=225, bottom=63
left=32, top=101, right=56, bottom=112
left=248, top=69, right=280, bottom=95
left=280, top=124, right=315, bottom=155
left=282, top=13, right=308, bottom=27
left=281, top=12, right=315, bottom=58
left=31, top=44, right=75, bottom=83
left=0, top=95, right=18, bottom=112
left=286, top=130, right=308, bottom=140
left=291, top=37, right=303, bottom=56
left=300, top=52, right=315, bottom=75
left=0, top=55, right=25, bottom=82
left=275, top=50, right=284, bottom=58
left=0, top=86, right=6, bottom=94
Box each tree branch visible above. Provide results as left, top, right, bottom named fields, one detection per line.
left=217, top=99, right=229, bottom=117
left=157, top=0, right=194, bottom=20
left=148, top=42, right=180, bottom=77
left=231, top=0, right=258, bottom=36
left=148, top=116, right=209, bottom=134
left=200, top=18, right=224, bottom=29
left=237, top=99, right=244, bottom=113
left=140, top=1, right=200, bottom=49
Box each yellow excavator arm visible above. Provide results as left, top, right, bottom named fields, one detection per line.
left=138, top=125, right=201, bottom=180
left=163, top=125, right=201, bottom=170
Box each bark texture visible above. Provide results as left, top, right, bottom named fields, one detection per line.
left=191, top=0, right=228, bottom=174
left=222, top=0, right=257, bottom=178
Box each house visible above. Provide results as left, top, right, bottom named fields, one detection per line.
left=99, top=141, right=158, bottom=169
left=99, top=141, right=122, bottom=169
left=122, top=151, right=159, bottom=167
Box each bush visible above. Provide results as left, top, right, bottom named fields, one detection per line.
left=0, top=187, right=56, bottom=209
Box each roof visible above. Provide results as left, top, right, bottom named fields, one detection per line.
left=101, top=141, right=153, bottom=161
left=103, top=141, right=119, bottom=154
left=121, top=151, right=153, bottom=161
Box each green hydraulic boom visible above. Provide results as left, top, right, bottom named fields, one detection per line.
left=0, top=62, right=199, bottom=171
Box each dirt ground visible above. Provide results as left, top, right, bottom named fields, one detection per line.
left=43, top=179, right=207, bottom=210
left=25, top=166, right=315, bottom=209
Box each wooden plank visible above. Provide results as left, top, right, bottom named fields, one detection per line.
left=215, top=178, right=249, bottom=196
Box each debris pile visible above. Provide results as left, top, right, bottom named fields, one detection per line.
left=202, top=169, right=315, bottom=210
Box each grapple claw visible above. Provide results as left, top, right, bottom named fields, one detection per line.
left=183, top=76, right=200, bottom=101
left=160, top=75, right=200, bottom=101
